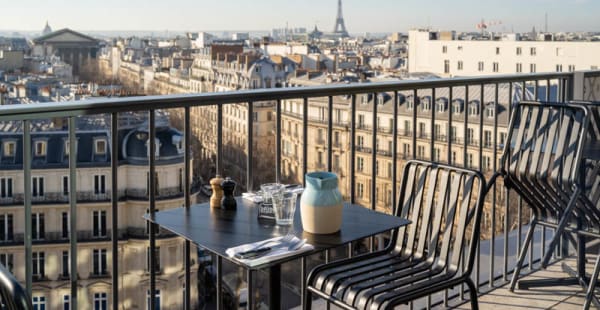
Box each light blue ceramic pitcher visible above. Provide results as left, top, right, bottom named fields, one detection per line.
left=300, top=172, right=343, bottom=234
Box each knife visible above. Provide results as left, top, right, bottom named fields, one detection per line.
left=235, top=238, right=306, bottom=259
left=235, top=247, right=272, bottom=259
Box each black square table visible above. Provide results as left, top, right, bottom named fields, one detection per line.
left=144, top=197, right=410, bottom=310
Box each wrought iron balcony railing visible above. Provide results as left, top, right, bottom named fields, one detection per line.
left=0, top=71, right=597, bottom=309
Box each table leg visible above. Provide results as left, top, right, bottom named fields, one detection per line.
left=300, top=257, right=307, bottom=310
left=247, top=269, right=254, bottom=310
left=269, top=265, right=281, bottom=310
left=216, top=256, right=223, bottom=310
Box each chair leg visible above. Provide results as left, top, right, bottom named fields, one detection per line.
left=509, top=221, right=537, bottom=292
left=465, top=278, right=479, bottom=310
left=304, top=287, right=312, bottom=310
left=541, top=192, right=579, bottom=269
left=583, top=253, right=600, bottom=310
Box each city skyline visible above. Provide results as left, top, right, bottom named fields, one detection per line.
left=1, top=0, right=599, bottom=35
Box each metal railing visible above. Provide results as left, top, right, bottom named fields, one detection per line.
left=0, top=71, right=596, bottom=309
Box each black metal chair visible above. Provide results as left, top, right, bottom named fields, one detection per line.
left=568, top=100, right=600, bottom=309
left=485, top=101, right=591, bottom=295
left=304, top=160, right=486, bottom=310
left=0, top=264, right=32, bottom=310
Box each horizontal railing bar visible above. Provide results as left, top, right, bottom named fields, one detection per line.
left=0, top=72, right=580, bottom=121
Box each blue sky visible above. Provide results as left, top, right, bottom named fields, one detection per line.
left=1, top=0, right=598, bottom=33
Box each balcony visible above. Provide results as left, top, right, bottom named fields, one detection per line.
left=0, top=71, right=599, bottom=309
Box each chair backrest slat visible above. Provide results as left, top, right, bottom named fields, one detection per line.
left=508, top=106, right=530, bottom=176
left=518, top=106, right=540, bottom=178
left=404, top=166, right=428, bottom=253
left=427, top=170, right=451, bottom=261
left=540, top=109, right=561, bottom=179
left=395, top=163, right=417, bottom=252
left=528, top=108, right=551, bottom=180
left=415, top=167, right=439, bottom=259
left=563, top=110, right=585, bottom=184
left=450, top=175, right=476, bottom=269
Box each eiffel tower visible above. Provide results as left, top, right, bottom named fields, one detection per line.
left=333, top=0, right=349, bottom=37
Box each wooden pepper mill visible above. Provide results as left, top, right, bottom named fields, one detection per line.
left=210, top=175, right=224, bottom=208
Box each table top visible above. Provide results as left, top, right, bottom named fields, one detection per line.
left=144, top=197, right=410, bottom=269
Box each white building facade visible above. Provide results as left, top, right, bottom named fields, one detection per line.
left=408, top=29, right=600, bottom=77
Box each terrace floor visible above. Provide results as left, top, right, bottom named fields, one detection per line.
left=456, top=256, right=592, bottom=310
left=303, top=256, right=594, bottom=309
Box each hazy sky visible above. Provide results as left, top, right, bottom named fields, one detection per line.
left=1, top=0, right=598, bottom=33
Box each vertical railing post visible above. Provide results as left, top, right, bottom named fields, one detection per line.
left=184, top=107, right=191, bottom=310
left=371, top=93, right=378, bottom=211
left=371, top=93, right=378, bottom=251
left=476, top=84, right=484, bottom=291
left=327, top=96, right=333, bottom=172
left=489, top=84, right=499, bottom=289
left=111, top=113, right=119, bottom=310
left=412, top=89, right=417, bottom=160
left=68, top=116, right=78, bottom=308
left=302, top=98, right=308, bottom=186
left=149, top=110, right=157, bottom=310
left=23, top=120, right=32, bottom=297
left=391, top=91, right=398, bottom=215
left=572, top=71, right=585, bottom=101
left=430, top=88, right=436, bottom=161
left=246, top=103, right=254, bottom=191
left=276, top=100, right=282, bottom=183
left=349, top=95, right=356, bottom=204
left=217, top=104, right=223, bottom=176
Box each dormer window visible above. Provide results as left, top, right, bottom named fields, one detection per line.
left=361, top=94, right=369, bottom=105
left=485, top=104, right=496, bottom=118
left=452, top=100, right=464, bottom=115
left=377, top=94, right=385, bottom=105
left=34, top=141, right=46, bottom=157
left=94, top=139, right=107, bottom=155
left=172, top=135, right=184, bottom=154
left=436, top=99, right=447, bottom=113
left=3, top=141, right=15, bottom=157
left=468, top=101, right=480, bottom=116
left=64, top=139, right=79, bottom=156
left=421, top=97, right=431, bottom=112
left=407, top=97, right=414, bottom=110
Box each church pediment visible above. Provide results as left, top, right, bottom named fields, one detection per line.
left=34, top=28, right=99, bottom=44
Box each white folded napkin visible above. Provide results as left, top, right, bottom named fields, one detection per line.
left=242, top=192, right=263, bottom=203
left=226, top=236, right=313, bottom=267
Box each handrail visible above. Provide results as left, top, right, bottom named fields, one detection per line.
left=0, top=72, right=576, bottom=121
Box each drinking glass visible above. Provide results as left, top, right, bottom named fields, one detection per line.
left=260, top=183, right=285, bottom=204
left=273, top=191, right=297, bottom=226
left=258, top=183, right=285, bottom=220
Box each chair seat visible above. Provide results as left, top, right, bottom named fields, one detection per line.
left=309, top=249, right=464, bottom=309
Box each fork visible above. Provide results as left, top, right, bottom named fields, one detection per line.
left=239, top=233, right=294, bottom=255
